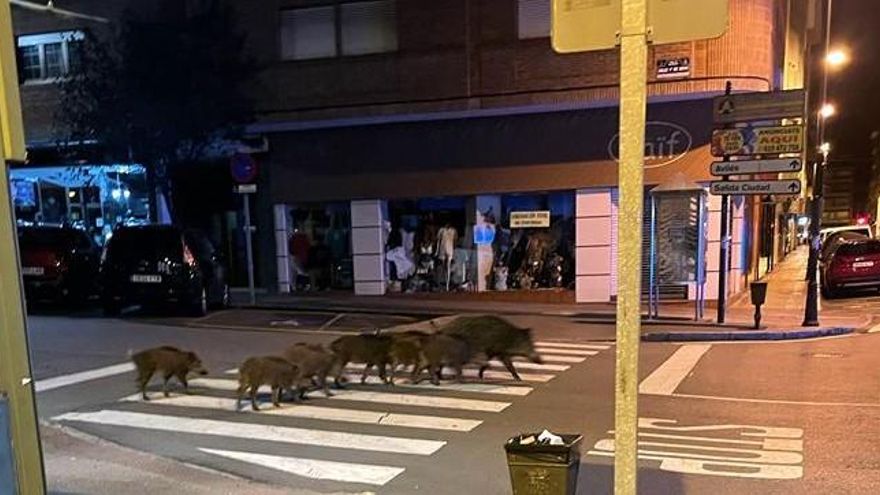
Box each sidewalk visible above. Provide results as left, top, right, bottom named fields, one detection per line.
left=42, top=422, right=359, bottom=495
left=232, top=246, right=868, bottom=335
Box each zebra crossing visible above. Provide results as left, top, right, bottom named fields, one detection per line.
left=52, top=340, right=612, bottom=490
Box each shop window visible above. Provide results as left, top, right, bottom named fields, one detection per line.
left=286, top=203, right=353, bottom=291
left=518, top=0, right=550, bottom=39
left=16, top=31, right=85, bottom=83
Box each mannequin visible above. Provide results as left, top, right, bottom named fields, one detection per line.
left=436, top=223, right=457, bottom=291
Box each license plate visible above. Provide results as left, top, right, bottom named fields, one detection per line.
left=21, top=266, right=44, bottom=276
left=853, top=261, right=875, bottom=269
left=130, top=274, right=162, bottom=283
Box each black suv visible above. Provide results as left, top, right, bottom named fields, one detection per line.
left=100, top=225, right=229, bottom=315
left=17, top=225, right=100, bottom=304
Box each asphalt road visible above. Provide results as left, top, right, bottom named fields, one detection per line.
left=27, top=308, right=880, bottom=494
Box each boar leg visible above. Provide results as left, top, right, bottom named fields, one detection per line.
left=176, top=371, right=189, bottom=394
left=453, top=365, right=463, bottom=383
left=271, top=386, right=281, bottom=408
left=377, top=362, right=389, bottom=384
left=360, top=363, right=372, bottom=384
left=319, top=375, right=333, bottom=397
left=234, top=384, right=247, bottom=411
left=136, top=368, right=154, bottom=401
left=162, top=371, right=175, bottom=397
left=499, top=356, right=522, bottom=381
left=249, top=385, right=259, bottom=411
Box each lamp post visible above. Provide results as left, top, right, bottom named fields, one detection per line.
left=803, top=0, right=845, bottom=326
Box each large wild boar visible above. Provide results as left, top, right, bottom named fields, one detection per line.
left=438, top=315, right=542, bottom=381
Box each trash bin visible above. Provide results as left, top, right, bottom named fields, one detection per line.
left=505, top=433, right=582, bottom=495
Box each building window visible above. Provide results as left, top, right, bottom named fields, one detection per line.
left=518, top=0, right=550, bottom=40
left=341, top=0, right=398, bottom=56
left=280, top=6, right=337, bottom=60
left=280, top=1, right=397, bottom=61
left=16, top=31, right=85, bottom=83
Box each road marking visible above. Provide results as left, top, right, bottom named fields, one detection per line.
left=342, top=374, right=533, bottom=396
left=35, top=362, right=134, bottom=393
left=669, top=392, right=880, bottom=408
left=639, top=344, right=711, bottom=395
left=54, top=410, right=445, bottom=455
left=535, top=348, right=598, bottom=356
left=318, top=313, right=347, bottom=331
left=199, top=448, right=404, bottom=486
left=539, top=355, right=587, bottom=364
left=121, top=394, right=481, bottom=432
left=190, top=378, right=511, bottom=412
left=588, top=417, right=804, bottom=480
left=535, top=341, right=612, bottom=350
left=486, top=361, right=570, bottom=372
left=868, top=323, right=880, bottom=333
left=343, top=366, right=554, bottom=383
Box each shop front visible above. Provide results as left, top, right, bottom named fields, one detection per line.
left=262, top=96, right=750, bottom=303
left=9, top=164, right=149, bottom=245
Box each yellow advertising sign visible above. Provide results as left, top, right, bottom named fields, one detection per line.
left=510, top=211, right=551, bottom=228
left=711, top=126, right=804, bottom=157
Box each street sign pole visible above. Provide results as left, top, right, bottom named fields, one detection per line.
left=0, top=1, right=47, bottom=493
left=242, top=192, right=256, bottom=306
left=717, top=82, right=732, bottom=324
left=615, top=0, right=648, bottom=492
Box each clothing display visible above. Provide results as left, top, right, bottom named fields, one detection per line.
left=386, top=246, right=415, bottom=280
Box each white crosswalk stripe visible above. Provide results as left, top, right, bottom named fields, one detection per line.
left=53, top=338, right=612, bottom=491
left=120, top=394, right=482, bottom=432
left=189, top=378, right=512, bottom=412
left=54, top=410, right=446, bottom=455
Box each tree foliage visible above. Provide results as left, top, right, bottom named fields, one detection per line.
left=57, top=2, right=256, bottom=182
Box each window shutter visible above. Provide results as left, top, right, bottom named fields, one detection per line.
left=341, top=0, right=398, bottom=56
left=518, top=0, right=551, bottom=40
left=280, top=6, right=337, bottom=61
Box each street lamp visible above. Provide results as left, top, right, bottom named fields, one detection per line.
left=825, top=48, right=849, bottom=68
left=819, top=103, right=836, bottom=119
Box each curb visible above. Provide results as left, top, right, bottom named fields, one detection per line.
left=641, top=326, right=854, bottom=342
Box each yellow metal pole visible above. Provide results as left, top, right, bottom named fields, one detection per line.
left=0, top=0, right=48, bottom=493
left=615, top=0, right=648, bottom=493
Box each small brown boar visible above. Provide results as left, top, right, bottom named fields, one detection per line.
left=330, top=334, right=393, bottom=385
left=388, top=331, right=428, bottom=384
left=418, top=333, right=471, bottom=385
left=130, top=346, right=208, bottom=400
left=282, top=343, right=341, bottom=398
left=236, top=356, right=301, bottom=411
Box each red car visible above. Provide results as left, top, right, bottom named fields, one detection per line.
left=17, top=225, right=100, bottom=304
left=820, top=236, right=880, bottom=298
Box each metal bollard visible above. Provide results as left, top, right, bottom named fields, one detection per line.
left=750, top=281, right=768, bottom=329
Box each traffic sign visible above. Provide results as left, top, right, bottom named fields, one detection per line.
left=714, top=90, right=805, bottom=124
left=230, top=153, right=258, bottom=184
left=234, top=184, right=257, bottom=194
left=711, top=125, right=804, bottom=157
left=551, top=0, right=728, bottom=52
left=710, top=179, right=802, bottom=196
left=711, top=158, right=803, bottom=176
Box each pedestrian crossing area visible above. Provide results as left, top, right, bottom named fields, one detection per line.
left=52, top=340, right=612, bottom=490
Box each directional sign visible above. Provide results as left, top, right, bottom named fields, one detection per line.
left=710, top=179, right=801, bottom=196
left=711, top=158, right=803, bottom=176
left=714, top=90, right=805, bottom=124
left=711, top=126, right=804, bottom=157
left=234, top=184, right=257, bottom=194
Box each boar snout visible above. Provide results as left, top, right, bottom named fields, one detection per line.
left=529, top=352, right=543, bottom=364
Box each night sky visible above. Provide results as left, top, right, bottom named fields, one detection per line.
left=824, top=0, right=880, bottom=210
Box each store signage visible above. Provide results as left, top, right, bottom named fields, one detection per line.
left=656, top=57, right=690, bottom=79
left=711, top=158, right=803, bottom=176
left=713, top=89, right=805, bottom=124
left=608, top=121, right=693, bottom=169
left=510, top=211, right=550, bottom=228
left=709, top=179, right=801, bottom=196
left=710, top=126, right=804, bottom=157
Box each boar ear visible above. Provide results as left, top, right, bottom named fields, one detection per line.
left=187, top=351, right=198, bottom=360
